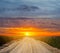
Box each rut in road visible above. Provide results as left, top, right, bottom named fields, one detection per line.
left=0, top=37, right=60, bottom=53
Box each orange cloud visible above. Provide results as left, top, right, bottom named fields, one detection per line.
left=0, top=27, right=60, bottom=36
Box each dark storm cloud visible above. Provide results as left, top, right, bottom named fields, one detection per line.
left=0, top=0, right=60, bottom=18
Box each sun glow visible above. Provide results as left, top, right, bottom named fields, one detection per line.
left=20, top=32, right=34, bottom=37
left=24, top=32, right=31, bottom=36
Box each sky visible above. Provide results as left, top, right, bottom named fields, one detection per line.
left=0, top=0, right=60, bottom=18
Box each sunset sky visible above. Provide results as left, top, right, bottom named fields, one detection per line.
left=0, top=0, right=60, bottom=36
left=0, top=0, right=60, bottom=18
left=0, top=27, right=60, bottom=36
left=0, top=18, right=60, bottom=36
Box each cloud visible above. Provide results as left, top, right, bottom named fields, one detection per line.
left=0, top=0, right=60, bottom=18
